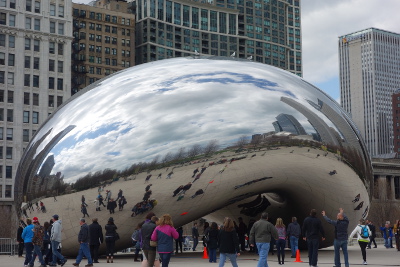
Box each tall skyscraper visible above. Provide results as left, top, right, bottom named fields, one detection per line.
left=0, top=0, right=72, bottom=235
left=273, top=113, right=307, bottom=135
left=72, top=0, right=135, bottom=95
left=392, top=89, right=400, bottom=156
left=133, top=0, right=302, bottom=76
left=339, top=28, right=400, bottom=157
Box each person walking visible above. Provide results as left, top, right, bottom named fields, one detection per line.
left=366, top=220, right=377, bottom=249
left=192, top=222, right=199, bottom=251
left=237, top=217, right=247, bottom=252
left=249, top=212, right=278, bottom=267
left=73, top=218, right=93, bottom=267
left=302, top=209, right=325, bottom=267
left=29, top=217, right=46, bottom=267
left=49, top=214, right=67, bottom=267
left=81, top=204, right=90, bottom=218
left=175, top=227, right=183, bottom=254
left=151, top=214, right=179, bottom=267
left=275, top=218, right=286, bottom=265
left=206, top=222, right=219, bottom=263
left=322, top=208, right=349, bottom=267
left=141, top=215, right=158, bottom=267
left=286, top=217, right=301, bottom=258
left=22, top=218, right=34, bottom=267
left=107, top=198, right=117, bottom=214
left=349, top=219, right=371, bottom=265
left=89, top=218, right=103, bottom=263
left=218, top=217, right=240, bottom=267
left=43, top=221, right=51, bottom=265
left=105, top=217, right=118, bottom=263
left=17, top=221, right=25, bottom=258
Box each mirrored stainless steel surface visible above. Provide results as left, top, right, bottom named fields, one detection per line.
left=15, top=57, right=372, bottom=255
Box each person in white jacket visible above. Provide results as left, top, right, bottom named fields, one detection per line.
left=348, top=219, right=372, bottom=265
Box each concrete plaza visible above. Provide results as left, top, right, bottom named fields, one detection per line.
left=3, top=245, right=399, bottom=267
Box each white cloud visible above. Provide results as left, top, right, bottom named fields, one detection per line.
left=302, top=0, right=400, bottom=84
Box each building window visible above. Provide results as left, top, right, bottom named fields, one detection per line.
left=34, top=18, right=40, bottom=30
left=58, top=61, right=63, bottom=73
left=57, top=96, right=63, bottom=107
left=49, top=42, right=55, bottom=53
left=0, top=128, right=3, bottom=140
left=33, top=93, right=39, bottom=105
left=112, top=59, right=117, bottom=66
left=112, top=16, right=117, bottom=23
left=50, top=21, right=55, bottom=33
left=58, top=43, right=64, bottom=55
left=48, top=77, right=54, bottom=89
left=6, top=128, right=12, bottom=140
left=96, top=35, right=102, bottom=42
left=8, top=35, right=14, bottom=47
left=58, top=5, right=64, bottom=17
left=25, top=38, right=31, bottom=50
left=0, top=109, right=3, bottom=121
left=57, top=78, right=63, bottom=90
left=105, top=14, right=110, bottom=21
left=26, top=0, right=32, bottom=11
left=32, top=112, right=39, bottom=124
left=9, top=14, right=15, bottom=26
left=33, top=57, right=39, bottom=69
left=23, top=111, right=29, bottom=123
left=6, top=109, right=12, bottom=122
left=23, top=129, right=29, bottom=142
left=58, top=23, right=64, bottom=34
left=24, top=74, right=30, bottom=86
left=96, top=67, right=101, bottom=75
left=6, top=147, right=12, bottom=159
left=33, top=39, right=40, bottom=51
left=48, top=95, right=54, bottom=107
left=50, top=4, right=55, bottom=16
left=96, top=24, right=102, bottom=31
left=0, top=72, right=3, bottom=84
left=49, top=59, right=55, bottom=71
left=33, top=75, right=39, bottom=87
left=8, top=53, right=14, bottom=66
left=97, top=57, right=102, bottom=64
left=24, top=92, right=29, bottom=105
left=5, top=167, right=11, bottom=179
left=7, top=72, right=14, bottom=85
left=34, top=1, right=40, bottom=13
left=96, top=13, right=102, bottom=20
left=25, top=17, right=31, bottom=29
left=112, top=27, right=117, bottom=34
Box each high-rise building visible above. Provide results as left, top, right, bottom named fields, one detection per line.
left=133, top=0, right=302, bottom=76
left=0, top=0, right=72, bottom=235
left=273, top=113, right=307, bottom=135
left=392, top=89, right=400, bottom=156
left=339, top=28, right=400, bottom=157
left=72, top=0, right=135, bottom=95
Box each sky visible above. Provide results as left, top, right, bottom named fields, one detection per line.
left=72, top=0, right=400, bottom=102
left=301, top=0, right=400, bottom=102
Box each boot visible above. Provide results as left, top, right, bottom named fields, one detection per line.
left=107, top=256, right=109, bottom=263
left=282, top=254, right=285, bottom=264
left=134, top=253, right=140, bottom=262
left=278, top=254, right=281, bottom=265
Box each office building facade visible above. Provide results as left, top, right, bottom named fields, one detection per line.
left=392, top=89, right=400, bottom=156
left=0, top=0, right=72, bottom=236
left=339, top=28, right=400, bottom=157
left=72, top=0, right=135, bottom=94
left=134, top=0, right=302, bottom=76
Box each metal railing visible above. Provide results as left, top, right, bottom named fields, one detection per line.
left=0, top=238, right=15, bottom=255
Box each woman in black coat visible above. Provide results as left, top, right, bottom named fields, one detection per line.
left=207, top=222, right=219, bottom=263
left=218, top=217, right=240, bottom=267
left=104, top=217, right=118, bottom=263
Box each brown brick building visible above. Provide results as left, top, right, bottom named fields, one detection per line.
left=71, top=0, right=135, bottom=95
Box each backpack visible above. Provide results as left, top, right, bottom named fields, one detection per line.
left=360, top=225, right=369, bottom=239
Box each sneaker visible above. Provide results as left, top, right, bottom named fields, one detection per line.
left=85, top=264, right=93, bottom=267
left=72, top=263, right=79, bottom=267
left=363, top=261, right=367, bottom=265
left=61, top=259, right=68, bottom=266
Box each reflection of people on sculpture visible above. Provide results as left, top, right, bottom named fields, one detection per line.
left=145, top=174, right=152, bottom=183
left=329, top=170, right=337, bottom=175
left=190, top=189, right=204, bottom=199
left=193, top=173, right=202, bottom=183
left=157, top=173, right=162, bottom=179
left=145, top=184, right=153, bottom=192
left=105, top=190, right=112, bottom=203
left=352, top=194, right=360, bottom=203
left=40, top=201, right=47, bottom=213
left=172, top=185, right=183, bottom=197
left=219, top=165, right=228, bottom=173
left=354, top=201, right=364, bottom=211
left=97, top=194, right=106, bottom=207
left=116, top=189, right=123, bottom=201
left=143, top=190, right=152, bottom=201
left=166, top=171, right=174, bottom=179
left=81, top=204, right=90, bottom=218
left=192, top=167, right=199, bottom=178
left=234, top=177, right=272, bottom=190
left=81, top=195, right=88, bottom=207
left=118, top=196, right=127, bottom=211
left=131, top=199, right=157, bottom=217
left=104, top=217, right=118, bottom=263
left=177, top=183, right=192, bottom=196
left=200, top=166, right=207, bottom=174
left=107, top=199, right=117, bottom=214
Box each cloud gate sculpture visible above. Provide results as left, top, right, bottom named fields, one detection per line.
left=15, top=57, right=372, bottom=256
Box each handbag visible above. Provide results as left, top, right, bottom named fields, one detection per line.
left=150, top=240, right=158, bottom=247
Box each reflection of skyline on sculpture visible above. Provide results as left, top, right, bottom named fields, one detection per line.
left=15, top=57, right=372, bottom=255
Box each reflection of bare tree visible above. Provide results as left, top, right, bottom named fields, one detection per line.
left=174, top=147, right=186, bottom=161
left=203, top=139, right=219, bottom=156
left=162, top=152, right=174, bottom=163
left=187, top=144, right=203, bottom=158
left=250, top=135, right=262, bottom=150
left=236, top=135, right=249, bottom=149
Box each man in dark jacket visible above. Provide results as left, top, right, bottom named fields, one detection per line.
left=192, top=222, right=199, bottom=251
left=73, top=218, right=93, bottom=267
left=17, top=221, right=24, bottom=257
left=322, top=208, right=349, bottom=267
left=141, top=216, right=157, bottom=267
left=366, top=220, right=377, bottom=249
left=302, top=209, right=325, bottom=267
left=287, top=217, right=301, bottom=258
left=89, top=218, right=103, bottom=263
left=237, top=217, right=247, bottom=251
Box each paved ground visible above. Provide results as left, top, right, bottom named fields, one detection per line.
left=3, top=245, right=400, bottom=267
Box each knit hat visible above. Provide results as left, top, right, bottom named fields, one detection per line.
left=32, top=217, right=39, bottom=223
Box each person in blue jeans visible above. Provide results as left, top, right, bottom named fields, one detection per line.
left=322, top=208, right=349, bottom=267
left=302, top=209, right=325, bottom=267
left=249, top=212, right=279, bottom=267
left=73, top=218, right=93, bottom=267
left=192, top=222, right=199, bottom=251
left=218, top=217, right=241, bottom=267
left=21, top=218, right=34, bottom=267
left=49, top=214, right=67, bottom=267
left=379, top=223, right=393, bottom=248
left=287, top=217, right=301, bottom=258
